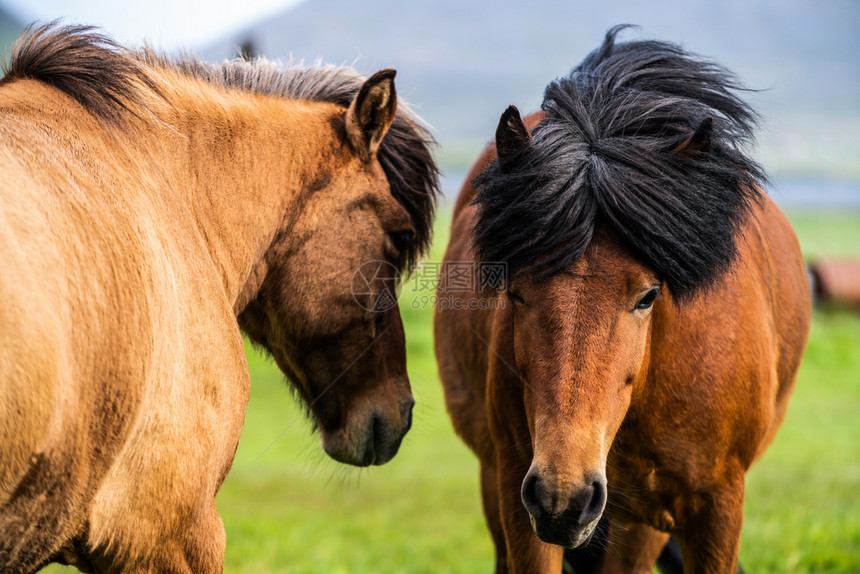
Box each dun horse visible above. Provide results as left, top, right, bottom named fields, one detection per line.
left=435, top=27, right=810, bottom=573
left=0, top=24, right=437, bottom=572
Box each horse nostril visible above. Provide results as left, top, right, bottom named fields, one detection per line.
left=372, top=410, right=384, bottom=440
left=521, top=470, right=554, bottom=517
left=587, top=480, right=606, bottom=517
left=573, top=478, right=607, bottom=526
left=365, top=407, right=410, bottom=466
left=521, top=472, right=540, bottom=516
left=357, top=411, right=386, bottom=466
left=406, top=401, right=414, bottom=432
left=402, top=398, right=415, bottom=433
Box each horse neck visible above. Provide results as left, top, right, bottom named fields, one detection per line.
left=152, top=79, right=344, bottom=314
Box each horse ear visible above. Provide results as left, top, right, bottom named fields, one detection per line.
left=674, top=116, right=713, bottom=159
left=496, top=105, right=532, bottom=172
left=346, top=68, right=397, bottom=160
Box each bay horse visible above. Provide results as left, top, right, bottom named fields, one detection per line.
left=0, top=23, right=437, bottom=572
left=435, top=27, right=810, bottom=573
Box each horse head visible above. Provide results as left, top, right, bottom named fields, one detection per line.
left=238, top=70, right=431, bottom=466
left=476, top=71, right=756, bottom=544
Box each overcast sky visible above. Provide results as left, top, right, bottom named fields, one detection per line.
left=3, top=0, right=305, bottom=50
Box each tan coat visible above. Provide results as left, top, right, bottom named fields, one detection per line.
left=0, top=25, right=437, bottom=572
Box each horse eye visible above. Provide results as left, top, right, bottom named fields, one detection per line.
left=635, top=287, right=661, bottom=310
left=388, top=230, right=414, bottom=253
left=507, top=290, right=525, bottom=305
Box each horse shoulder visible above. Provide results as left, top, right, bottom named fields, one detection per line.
left=77, top=203, right=250, bottom=563
left=0, top=84, right=250, bottom=564
left=637, top=194, right=809, bottom=477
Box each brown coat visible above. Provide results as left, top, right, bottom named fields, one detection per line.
left=435, top=111, right=811, bottom=573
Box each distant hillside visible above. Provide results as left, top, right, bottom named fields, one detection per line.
left=204, top=0, right=860, bottom=178
left=0, top=3, right=22, bottom=53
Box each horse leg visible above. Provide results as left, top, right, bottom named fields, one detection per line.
left=495, top=449, right=564, bottom=573
left=178, top=500, right=226, bottom=574
left=89, top=499, right=225, bottom=573
left=597, top=521, right=669, bottom=574
left=480, top=462, right=509, bottom=574
left=0, top=452, right=90, bottom=574
left=676, top=479, right=745, bottom=574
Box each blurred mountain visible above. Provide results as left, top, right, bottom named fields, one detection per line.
left=204, top=0, right=860, bottom=178
left=0, top=2, right=22, bottom=52
left=0, top=2, right=854, bottom=179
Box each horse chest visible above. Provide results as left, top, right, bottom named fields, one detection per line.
left=606, top=438, right=712, bottom=534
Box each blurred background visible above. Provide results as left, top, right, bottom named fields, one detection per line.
left=2, top=1, right=858, bottom=572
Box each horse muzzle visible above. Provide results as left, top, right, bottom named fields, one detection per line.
left=521, top=466, right=607, bottom=548
left=320, top=396, right=414, bottom=467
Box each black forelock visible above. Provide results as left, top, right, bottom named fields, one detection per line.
left=473, top=25, right=766, bottom=301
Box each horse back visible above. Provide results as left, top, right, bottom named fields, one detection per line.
left=740, top=196, right=811, bottom=454
left=434, top=201, right=503, bottom=463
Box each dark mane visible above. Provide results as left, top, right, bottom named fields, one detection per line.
left=1, top=22, right=439, bottom=267
left=473, top=25, right=766, bottom=300
left=1, top=22, right=161, bottom=124
left=137, top=51, right=439, bottom=266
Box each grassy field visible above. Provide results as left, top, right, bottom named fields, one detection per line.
left=43, top=207, right=860, bottom=573
left=740, top=210, right=860, bottom=572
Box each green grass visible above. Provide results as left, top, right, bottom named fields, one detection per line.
left=43, top=206, right=860, bottom=572
left=742, top=309, right=860, bottom=572
left=784, top=210, right=860, bottom=260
